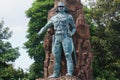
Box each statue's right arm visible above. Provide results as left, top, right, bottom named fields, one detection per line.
left=37, top=19, right=53, bottom=36
left=68, top=15, right=76, bottom=36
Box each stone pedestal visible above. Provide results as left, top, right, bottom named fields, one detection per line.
left=47, top=76, right=80, bottom=80
left=36, top=76, right=80, bottom=80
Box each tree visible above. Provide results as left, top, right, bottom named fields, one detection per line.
left=84, top=0, right=120, bottom=79
left=0, top=20, right=20, bottom=79
left=0, top=64, right=28, bottom=80
left=0, top=20, right=19, bottom=65
left=25, top=0, right=54, bottom=79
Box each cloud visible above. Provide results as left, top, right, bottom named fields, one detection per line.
left=14, top=49, right=34, bottom=72
left=0, top=0, right=34, bottom=71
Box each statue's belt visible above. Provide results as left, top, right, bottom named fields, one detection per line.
left=54, top=30, right=68, bottom=34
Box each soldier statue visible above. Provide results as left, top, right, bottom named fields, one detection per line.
left=38, top=2, right=76, bottom=78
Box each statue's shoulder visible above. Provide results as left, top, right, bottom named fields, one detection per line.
left=48, top=14, right=57, bottom=21
left=52, top=13, right=58, bottom=16
left=67, top=14, right=73, bottom=18
left=50, top=13, right=58, bottom=19
left=66, top=14, right=74, bottom=22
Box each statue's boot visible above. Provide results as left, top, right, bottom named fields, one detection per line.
left=48, top=61, right=60, bottom=78
left=66, top=73, right=72, bottom=76
left=48, top=73, right=59, bottom=78
left=48, top=50, right=61, bottom=78
left=66, top=68, right=73, bottom=76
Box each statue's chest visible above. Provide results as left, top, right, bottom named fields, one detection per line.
left=53, top=15, right=68, bottom=25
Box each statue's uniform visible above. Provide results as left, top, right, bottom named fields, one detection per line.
left=38, top=12, right=76, bottom=76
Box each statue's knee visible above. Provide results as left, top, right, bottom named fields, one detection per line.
left=65, top=52, right=70, bottom=56
left=65, top=54, right=72, bottom=61
left=54, top=54, right=61, bottom=63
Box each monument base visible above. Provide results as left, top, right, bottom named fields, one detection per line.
left=36, top=76, right=81, bottom=80
left=47, top=76, right=80, bottom=80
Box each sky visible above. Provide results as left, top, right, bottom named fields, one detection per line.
left=0, top=0, right=90, bottom=72
left=0, top=0, right=34, bottom=72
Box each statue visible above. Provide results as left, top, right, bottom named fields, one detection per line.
left=38, top=2, right=76, bottom=78
left=43, top=0, right=93, bottom=80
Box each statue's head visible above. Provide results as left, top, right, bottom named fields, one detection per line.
left=58, top=2, right=65, bottom=7
left=57, top=2, right=65, bottom=12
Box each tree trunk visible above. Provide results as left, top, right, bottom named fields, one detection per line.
left=43, top=0, right=93, bottom=80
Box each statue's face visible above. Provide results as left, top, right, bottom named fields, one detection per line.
left=58, top=6, right=65, bottom=12
left=58, top=2, right=65, bottom=12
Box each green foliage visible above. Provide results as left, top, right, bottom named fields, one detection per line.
left=25, top=0, right=54, bottom=79
left=0, top=41, right=19, bottom=62
left=28, top=62, right=44, bottom=80
left=0, top=20, right=19, bottom=65
left=0, top=64, right=28, bottom=80
left=0, top=20, right=28, bottom=79
left=0, top=21, right=19, bottom=64
left=0, top=20, right=12, bottom=39
left=84, top=0, right=120, bottom=79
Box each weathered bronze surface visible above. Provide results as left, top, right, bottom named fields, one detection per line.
left=43, top=0, right=93, bottom=80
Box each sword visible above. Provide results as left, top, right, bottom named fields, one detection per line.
left=71, top=38, right=77, bottom=65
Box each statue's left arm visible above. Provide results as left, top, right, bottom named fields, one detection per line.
left=68, top=15, right=76, bottom=36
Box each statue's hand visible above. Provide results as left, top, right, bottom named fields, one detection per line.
left=37, top=32, right=41, bottom=37
left=68, top=31, right=72, bottom=37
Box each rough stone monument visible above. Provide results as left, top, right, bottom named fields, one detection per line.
left=43, top=0, right=93, bottom=80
